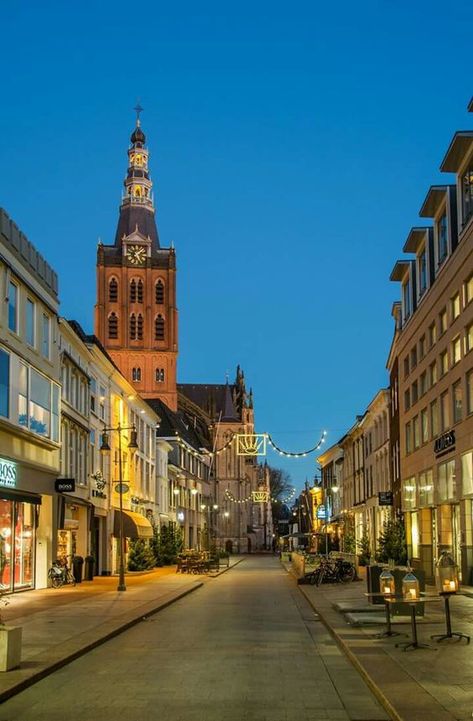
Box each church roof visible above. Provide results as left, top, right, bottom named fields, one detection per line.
left=178, top=383, right=240, bottom=422
left=114, top=205, right=159, bottom=247
left=147, top=397, right=210, bottom=451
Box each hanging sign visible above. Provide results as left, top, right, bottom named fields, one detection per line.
left=236, top=434, right=267, bottom=456
left=251, top=490, right=269, bottom=503
left=55, top=478, right=75, bottom=493
left=0, top=458, right=17, bottom=488
left=378, top=491, right=393, bottom=506
left=115, top=483, right=130, bottom=494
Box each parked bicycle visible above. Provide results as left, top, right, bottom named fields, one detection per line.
left=48, top=557, right=76, bottom=588
left=308, top=556, right=356, bottom=586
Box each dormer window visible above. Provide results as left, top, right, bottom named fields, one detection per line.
left=417, top=246, right=427, bottom=297
left=462, top=163, right=473, bottom=227
left=436, top=212, right=448, bottom=266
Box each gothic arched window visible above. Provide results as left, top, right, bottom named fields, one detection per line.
left=130, top=280, right=137, bottom=304
left=155, top=280, right=164, bottom=305
left=155, top=368, right=165, bottom=383
left=137, top=313, right=144, bottom=340
left=129, top=313, right=137, bottom=339
left=137, top=279, right=144, bottom=303
left=155, top=315, right=165, bottom=341
left=108, top=313, right=118, bottom=339
left=132, top=368, right=141, bottom=382
left=109, top=278, right=118, bottom=303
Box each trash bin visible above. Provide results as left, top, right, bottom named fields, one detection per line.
left=72, top=555, right=84, bottom=583
left=84, top=555, right=95, bottom=581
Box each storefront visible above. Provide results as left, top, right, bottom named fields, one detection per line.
left=56, top=494, right=92, bottom=564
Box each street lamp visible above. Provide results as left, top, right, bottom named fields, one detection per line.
left=100, top=423, right=138, bottom=592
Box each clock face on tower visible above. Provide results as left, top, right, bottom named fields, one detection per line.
left=126, top=245, right=147, bottom=265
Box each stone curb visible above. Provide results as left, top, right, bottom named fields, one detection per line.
left=208, top=557, right=245, bottom=577
left=0, top=581, right=203, bottom=704
left=299, top=585, right=403, bottom=721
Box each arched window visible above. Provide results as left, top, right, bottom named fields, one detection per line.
left=129, top=313, right=137, bottom=339
left=137, top=313, right=144, bottom=340
left=132, top=368, right=141, bottom=382
left=155, top=315, right=165, bottom=341
left=130, top=280, right=137, bottom=304
left=155, top=280, right=164, bottom=305
left=108, top=313, right=118, bottom=339
left=155, top=368, right=165, bottom=383
left=109, top=278, right=118, bottom=303
left=137, top=279, right=143, bottom=303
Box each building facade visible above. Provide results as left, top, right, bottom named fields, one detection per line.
left=389, top=105, right=473, bottom=582
left=0, top=208, right=60, bottom=591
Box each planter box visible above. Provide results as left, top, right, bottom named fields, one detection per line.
left=0, top=626, right=22, bottom=671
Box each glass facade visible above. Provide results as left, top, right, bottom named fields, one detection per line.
left=0, top=499, right=35, bottom=592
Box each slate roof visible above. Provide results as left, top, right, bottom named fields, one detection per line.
left=147, top=397, right=211, bottom=452
left=114, top=204, right=159, bottom=247
left=178, top=383, right=240, bottom=422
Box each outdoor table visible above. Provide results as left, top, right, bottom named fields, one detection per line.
left=389, top=597, right=440, bottom=652
left=364, top=592, right=405, bottom=639
left=430, top=593, right=470, bottom=644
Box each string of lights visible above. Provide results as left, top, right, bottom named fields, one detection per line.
left=224, top=489, right=253, bottom=504
left=266, top=430, right=327, bottom=458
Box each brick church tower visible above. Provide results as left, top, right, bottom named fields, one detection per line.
left=94, top=110, right=178, bottom=410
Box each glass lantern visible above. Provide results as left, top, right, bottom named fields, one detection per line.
left=436, top=551, right=459, bottom=594
left=379, top=569, right=395, bottom=596
left=402, top=570, right=420, bottom=601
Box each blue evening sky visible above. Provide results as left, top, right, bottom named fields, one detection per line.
left=1, top=1, right=472, bottom=489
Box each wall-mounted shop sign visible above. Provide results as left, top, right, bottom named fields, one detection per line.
left=55, top=478, right=75, bottom=493
left=434, top=430, right=456, bottom=457
left=316, top=505, right=328, bottom=520
left=378, top=491, right=393, bottom=506
left=0, top=458, right=17, bottom=488
left=92, top=489, right=107, bottom=499
left=115, top=483, right=129, bottom=494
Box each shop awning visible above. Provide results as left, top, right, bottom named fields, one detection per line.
left=0, top=489, right=41, bottom=505
left=113, top=510, right=153, bottom=539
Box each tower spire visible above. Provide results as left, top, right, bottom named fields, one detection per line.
left=114, top=107, right=160, bottom=247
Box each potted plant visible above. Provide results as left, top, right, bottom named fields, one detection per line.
left=0, top=593, right=22, bottom=672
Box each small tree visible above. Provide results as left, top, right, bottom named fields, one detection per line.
left=127, top=539, right=155, bottom=571
left=358, top=530, right=371, bottom=566
left=153, top=524, right=184, bottom=566
left=376, top=518, right=408, bottom=565
left=342, top=531, right=356, bottom=555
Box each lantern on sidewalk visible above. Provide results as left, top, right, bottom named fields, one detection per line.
left=435, top=551, right=459, bottom=594
left=402, top=570, right=420, bottom=600
left=379, top=569, right=395, bottom=596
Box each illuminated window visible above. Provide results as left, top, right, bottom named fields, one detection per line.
left=133, top=186, right=142, bottom=197
left=438, top=459, right=455, bottom=502
left=440, top=350, right=448, bottom=377
left=453, top=380, right=462, bottom=424
left=451, top=293, right=461, bottom=320
left=468, top=370, right=473, bottom=415
left=155, top=315, right=165, bottom=341
left=405, top=422, right=412, bottom=454
left=430, top=361, right=438, bottom=386
left=452, top=336, right=461, bottom=365
left=465, top=323, right=473, bottom=353
left=109, top=278, right=118, bottom=303
left=462, top=452, right=473, bottom=495
left=466, top=274, right=473, bottom=305
left=402, top=477, right=416, bottom=510
left=413, top=415, right=420, bottom=449
left=108, top=313, right=118, bottom=339
left=429, top=322, right=437, bottom=348
left=419, top=470, right=433, bottom=506
left=155, top=280, right=164, bottom=305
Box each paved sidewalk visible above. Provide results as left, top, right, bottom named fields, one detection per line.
left=0, top=558, right=242, bottom=702
left=284, top=562, right=473, bottom=721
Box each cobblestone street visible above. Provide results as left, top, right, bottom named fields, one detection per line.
left=0, top=557, right=387, bottom=721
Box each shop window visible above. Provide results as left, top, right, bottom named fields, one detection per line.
left=411, top=511, right=420, bottom=558
left=8, top=282, right=18, bottom=334
left=419, top=470, right=433, bottom=506
left=109, top=278, right=118, bottom=303
left=0, top=500, right=35, bottom=592
left=0, top=349, right=9, bottom=419
left=402, top=477, right=416, bottom=510
left=462, top=452, right=473, bottom=496
left=438, top=459, right=456, bottom=502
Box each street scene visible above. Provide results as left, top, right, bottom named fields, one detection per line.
left=1, top=2, right=473, bottom=720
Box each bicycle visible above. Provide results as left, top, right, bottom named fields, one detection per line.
left=48, top=557, right=76, bottom=588
left=312, top=556, right=356, bottom=586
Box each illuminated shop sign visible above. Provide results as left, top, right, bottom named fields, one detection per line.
left=0, top=458, right=17, bottom=488
left=434, top=430, right=455, bottom=457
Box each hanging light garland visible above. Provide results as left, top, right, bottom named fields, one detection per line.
left=266, top=430, right=327, bottom=458
left=224, top=489, right=253, bottom=504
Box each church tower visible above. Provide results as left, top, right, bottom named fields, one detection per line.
left=95, top=109, right=178, bottom=410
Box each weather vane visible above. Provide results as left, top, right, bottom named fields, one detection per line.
left=134, top=101, right=143, bottom=125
